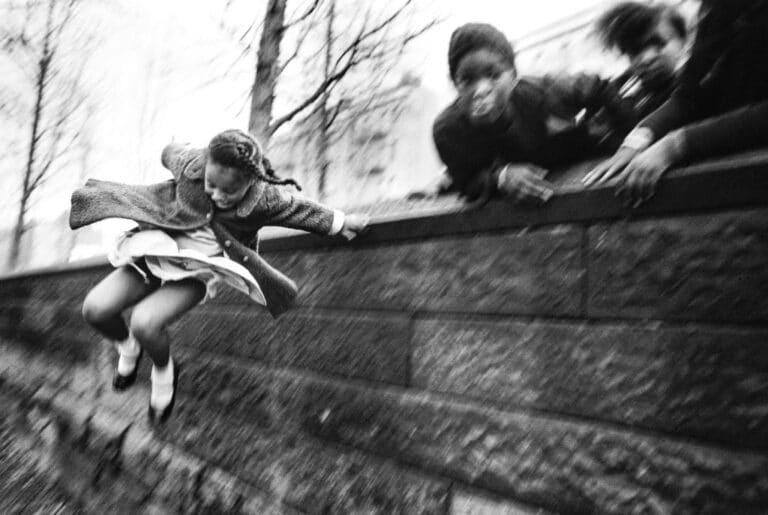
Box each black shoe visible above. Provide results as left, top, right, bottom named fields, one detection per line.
left=112, top=347, right=143, bottom=391
left=148, top=362, right=180, bottom=424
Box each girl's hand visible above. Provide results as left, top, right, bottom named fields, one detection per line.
left=341, top=214, right=369, bottom=240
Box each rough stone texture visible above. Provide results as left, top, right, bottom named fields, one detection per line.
left=153, top=350, right=451, bottom=512
left=174, top=305, right=410, bottom=384
left=169, top=349, right=768, bottom=514
left=0, top=368, right=300, bottom=515
left=0, top=405, right=82, bottom=515
left=0, top=339, right=450, bottom=515
left=113, top=410, right=293, bottom=515
left=0, top=386, right=165, bottom=515
left=413, top=318, right=768, bottom=449
left=451, top=489, right=550, bottom=514
left=156, top=398, right=451, bottom=515
left=296, top=376, right=768, bottom=515
left=266, top=226, right=584, bottom=316
left=588, top=209, right=768, bottom=322
left=0, top=267, right=105, bottom=305
left=0, top=302, right=97, bottom=363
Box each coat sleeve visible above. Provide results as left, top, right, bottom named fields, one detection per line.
left=262, top=185, right=343, bottom=235
left=161, top=143, right=198, bottom=180
left=678, top=100, right=768, bottom=163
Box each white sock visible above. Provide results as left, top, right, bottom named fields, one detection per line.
left=115, top=335, right=141, bottom=375
left=150, top=358, right=175, bottom=410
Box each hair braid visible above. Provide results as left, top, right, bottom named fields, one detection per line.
left=259, top=156, right=301, bottom=190
left=208, top=129, right=302, bottom=191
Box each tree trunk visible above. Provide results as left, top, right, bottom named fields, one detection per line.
left=249, top=0, right=287, bottom=148
left=316, top=0, right=335, bottom=200
left=10, top=0, right=54, bottom=269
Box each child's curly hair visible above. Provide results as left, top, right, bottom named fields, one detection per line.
left=595, top=2, right=686, bottom=56
left=208, top=129, right=301, bottom=190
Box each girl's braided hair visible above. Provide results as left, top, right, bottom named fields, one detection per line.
left=207, top=129, right=301, bottom=190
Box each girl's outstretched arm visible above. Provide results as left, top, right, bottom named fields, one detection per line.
left=260, top=185, right=366, bottom=238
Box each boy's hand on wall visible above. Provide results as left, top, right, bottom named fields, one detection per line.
left=614, top=130, right=685, bottom=207
left=497, top=163, right=554, bottom=205
left=583, top=146, right=639, bottom=186
left=341, top=214, right=370, bottom=240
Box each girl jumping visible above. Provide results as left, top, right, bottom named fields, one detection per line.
left=70, top=129, right=367, bottom=423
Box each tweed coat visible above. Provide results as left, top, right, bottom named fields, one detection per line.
left=70, top=143, right=342, bottom=317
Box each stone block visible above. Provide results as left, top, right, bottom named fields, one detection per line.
left=266, top=225, right=584, bottom=316
left=175, top=306, right=410, bottom=385
left=588, top=209, right=768, bottom=322
left=413, top=318, right=768, bottom=449
left=0, top=267, right=106, bottom=306
left=0, top=302, right=97, bottom=363
left=155, top=398, right=450, bottom=515
left=165, top=349, right=768, bottom=514
left=287, top=372, right=768, bottom=514
left=452, top=489, right=550, bottom=514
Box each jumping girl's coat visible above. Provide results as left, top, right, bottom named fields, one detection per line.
left=70, top=143, right=344, bottom=316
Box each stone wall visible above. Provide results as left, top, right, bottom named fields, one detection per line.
left=1, top=152, right=768, bottom=514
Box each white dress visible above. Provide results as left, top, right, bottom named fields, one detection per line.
left=108, top=227, right=266, bottom=305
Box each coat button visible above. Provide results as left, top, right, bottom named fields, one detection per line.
left=224, top=240, right=232, bottom=247
left=242, top=256, right=249, bottom=263
left=206, top=212, right=212, bottom=220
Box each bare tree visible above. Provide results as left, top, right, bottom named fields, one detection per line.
left=242, top=0, right=437, bottom=151
left=248, top=0, right=287, bottom=144
left=1, top=0, right=91, bottom=268
left=315, top=0, right=335, bottom=198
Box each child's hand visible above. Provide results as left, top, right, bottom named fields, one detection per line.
left=341, top=214, right=369, bottom=240
left=497, top=163, right=554, bottom=205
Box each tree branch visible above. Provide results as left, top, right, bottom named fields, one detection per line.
left=331, top=0, right=412, bottom=70
left=269, top=48, right=356, bottom=135
left=276, top=9, right=317, bottom=76
left=283, top=0, right=323, bottom=29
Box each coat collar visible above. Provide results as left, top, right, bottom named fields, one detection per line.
left=182, top=150, right=206, bottom=180
left=236, top=180, right=266, bottom=217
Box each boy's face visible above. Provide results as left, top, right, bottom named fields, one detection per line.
left=454, top=48, right=516, bottom=127
left=627, top=17, right=685, bottom=89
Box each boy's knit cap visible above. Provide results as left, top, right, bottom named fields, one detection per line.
left=448, top=23, right=516, bottom=81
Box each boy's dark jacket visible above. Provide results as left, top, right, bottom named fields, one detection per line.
left=70, top=143, right=339, bottom=317
left=433, top=73, right=635, bottom=201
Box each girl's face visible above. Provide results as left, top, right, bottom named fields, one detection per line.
left=204, top=160, right=253, bottom=210
left=454, top=48, right=516, bottom=127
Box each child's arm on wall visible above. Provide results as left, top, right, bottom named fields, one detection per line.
left=261, top=185, right=367, bottom=238
left=665, top=99, right=768, bottom=166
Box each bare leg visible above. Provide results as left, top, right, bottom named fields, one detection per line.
left=82, top=266, right=156, bottom=340
left=129, top=279, right=206, bottom=367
